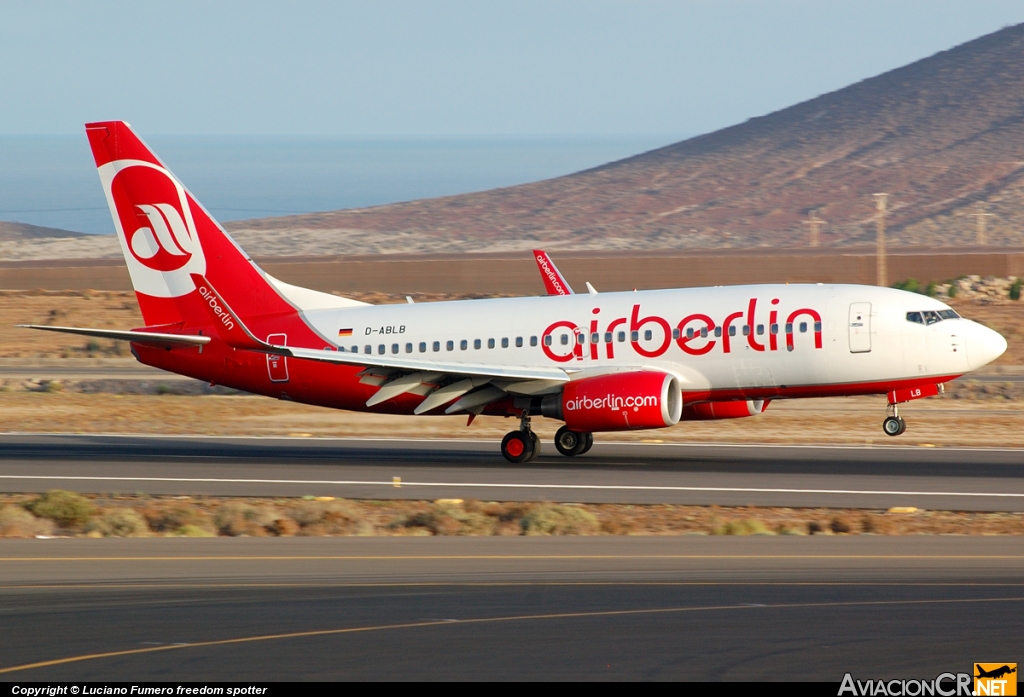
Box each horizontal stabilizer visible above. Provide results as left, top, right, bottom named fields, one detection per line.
left=17, top=325, right=210, bottom=347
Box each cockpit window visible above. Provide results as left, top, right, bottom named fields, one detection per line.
left=907, top=309, right=960, bottom=325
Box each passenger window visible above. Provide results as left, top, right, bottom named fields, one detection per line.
left=461, top=340, right=468, bottom=350
left=700, top=327, right=708, bottom=338
left=544, top=335, right=552, bottom=346
left=672, top=328, right=680, bottom=340
left=906, top=312, right=924, bottom=325
left=446, top=340, right=454, bottom=351
left=560, top=334, right=569, bottom=346
left=378, top=345, right=385, bottom=355
left=729, top=326, right=737, bottom=337
left=785, top=323, right=793, bottom=334
left=604, top=332, right=613, bottom=343
left=433, top=341, right=440, bottom=352
left=530, top=336, right=538, bottom=347
left=814, top=321, right=822, bottom=332
left=591, top=333, right=599, bottom=343
left=364, top=345, right=371, bottom=354
left=770, top=324, right=778, bottom=335
left=351, top=346, right=358, bottom=353
left=923, top=311, right=941, bottom=325
left=488, top=338, right=495, bottom=349
left=630, top=331, right=639, bottom=342
left=714, top=327, right=722, bottom=338
left=742, top=325, right=750, bottom=336
left=757, top=324, right=765, bottom=336
left=516, top=336, right=523, bottom=348
left=577, top=333, right=585, bottom=345
left=644, top=330, right=653, bottom=341
left=419, top=342, right=427, bottom=353
left=392, top=344, right=399, bottom=354
left=473, top=339, right=481, bottom=349
left=686, top=328, right=694, bottom=339
left=501, top=337, right=508, bottom=348
left=617, top=331, right=626, bottom=342
left=405, top=343, right=413, bottom=353
left=799, top=322, right=807, bottom=333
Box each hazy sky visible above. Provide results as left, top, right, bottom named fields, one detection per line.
left=2, top=1, right=1023, bottom=137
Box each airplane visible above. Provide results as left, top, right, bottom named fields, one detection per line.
left=975, top=665, right=1016, bottom=680
left=19, top=121, right=1008, bottom=463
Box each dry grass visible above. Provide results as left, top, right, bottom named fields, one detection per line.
left=1, top=492, right=1021, bottom=538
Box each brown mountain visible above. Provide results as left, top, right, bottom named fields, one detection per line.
left=0, top=221, right=86, bottom=242
left=236, top=24, right=1024, bottom=253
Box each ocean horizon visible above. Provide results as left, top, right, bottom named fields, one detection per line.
left=0, top=134, right=682, bottom=235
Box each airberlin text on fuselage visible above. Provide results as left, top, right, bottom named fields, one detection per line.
left=542, top=298, right=823, bottom=363
left=198, top=286, right=235, bottom=331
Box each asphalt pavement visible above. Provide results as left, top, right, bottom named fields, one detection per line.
left=0, top=434, right=1021, bottom=510
left=0, top=536, right=1021, bottom=680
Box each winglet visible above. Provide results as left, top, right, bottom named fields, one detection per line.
left=532, top=250, right=574, bottom=296
left=189, top=273, right=284, bottom=353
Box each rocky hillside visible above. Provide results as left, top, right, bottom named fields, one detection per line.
left=226, top=23, right=1024, bottom=255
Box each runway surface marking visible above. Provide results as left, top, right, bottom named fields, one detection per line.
left=1, top=474, right=1022, bottom=499
left=3, top=595, right=1023, bottom=675
left=3, top=554, right=1024, bottom=562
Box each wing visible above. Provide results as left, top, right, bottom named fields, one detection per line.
left=17, top=324, right=210, bottom=347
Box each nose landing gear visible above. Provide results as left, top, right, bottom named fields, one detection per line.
left=882, top=405, right=907, bottom=437
left=501, top=413, right=540, bottom=463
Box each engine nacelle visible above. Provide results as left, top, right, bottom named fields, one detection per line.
left=681, top=399, right=769, bottom=421
left=542, top=371, right=682, bottom=431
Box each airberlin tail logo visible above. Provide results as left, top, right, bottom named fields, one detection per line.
left=102, top=160, right=207, bottom=298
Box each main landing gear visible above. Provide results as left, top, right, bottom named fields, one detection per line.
left=554, top=425, right=594, bottom=457
left=501, top=413, right=541, bottom=463
left=882, top=404, right=907, bottom=437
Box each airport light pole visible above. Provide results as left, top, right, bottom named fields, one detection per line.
left=804, top=210, right=824, bottom=247
left=974, top=201, right=993, bottom=246
left=873, top=193, right=889, bottom=287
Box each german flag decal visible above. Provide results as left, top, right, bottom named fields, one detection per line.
left=338, top=328, right=353, bottom=337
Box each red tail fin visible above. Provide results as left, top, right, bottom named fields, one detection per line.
left=85, top=121, right=296, bottom=328
left=532, top=250, right=574, bottom=296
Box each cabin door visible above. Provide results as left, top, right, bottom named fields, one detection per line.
left=848, top=303, right=872, bottom=353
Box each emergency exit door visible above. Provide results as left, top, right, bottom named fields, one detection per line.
left=267, top=333, right=289, bottom=382
left=848, top=303, right=872, bottom=353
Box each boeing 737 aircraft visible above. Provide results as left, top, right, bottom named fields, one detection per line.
left=20, top=122, right=1008, bottom=462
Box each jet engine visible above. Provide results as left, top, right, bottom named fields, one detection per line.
left=541, top=370, right=682, bottom=431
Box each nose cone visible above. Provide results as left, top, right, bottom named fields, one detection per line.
left=966, top=321, right=1008, bottom=371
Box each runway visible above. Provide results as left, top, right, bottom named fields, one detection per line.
left=0, top=536, right=1021, bottom=680
left=0, top=434, right=1023, bottom=510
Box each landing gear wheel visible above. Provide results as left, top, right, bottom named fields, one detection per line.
left=578, top=432, right=594, bottom=455
left=501, top=430, right=537, bottom=463
left=883, top=416, right=905, bottom=437
left=526, top=431, right=541, bottom=462
left=554, top=426, right=587, bottom=457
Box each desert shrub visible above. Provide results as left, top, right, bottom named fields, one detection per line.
left=892, top=279, right=921, bottom=294
left=0, top=505, right=55, bottom=537
left=521, top=504, right=600, bottom=536
left=807, top=521, right=824, bottom=535
left=712, top=518, right=773, bottom=536
left=214, top=501, right=279, bottom=536
left=26, top=490, right=95, bottom=529
left=289, top=500, right=365, bottom=534
left=830, top=517, right=852, bottom=534
left=1011, top=278, right=1022, bottom=301
left=402, top=504, right=495, bottom=536
left=175, top=524, right=216, bottom=537
left=947, top=283, right=958, bottom=298
left=90, top=507, right=149, bottom=537
left=145, top=506, right=215, bottom=534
